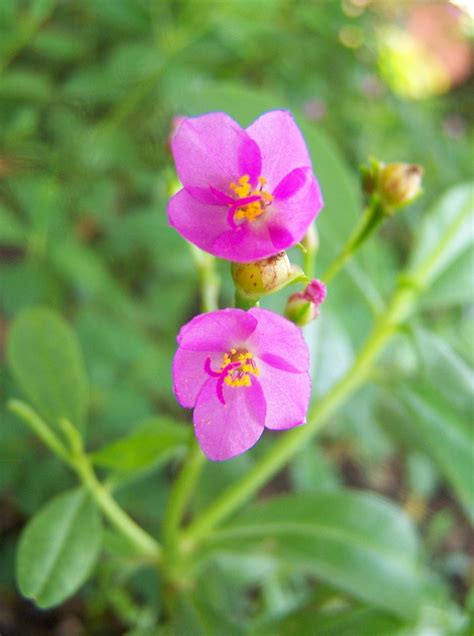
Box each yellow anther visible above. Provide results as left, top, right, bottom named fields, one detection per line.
left=229, top=175, right=272, bottom=223
left=219, top=348, right=260, bottom=390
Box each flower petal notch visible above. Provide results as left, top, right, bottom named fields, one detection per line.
left=167, top=111, right=323, bottom=263
left=173, top=308, right=311, bottom=461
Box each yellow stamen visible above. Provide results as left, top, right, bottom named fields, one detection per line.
left=229, top=174, right=273, bottom=224
left=220, top=348, right=259, bottom=389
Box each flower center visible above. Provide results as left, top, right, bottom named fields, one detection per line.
left=228, top=175, right=274, bottom=226
left=204, top=348, right=260, bottom=404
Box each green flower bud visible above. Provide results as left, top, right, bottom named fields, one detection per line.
left=284, top=296, right=314, bottom=326
left=231, top=252, right=303, bottom=300
left=379, top=163, right=423, bottom=209
left=284, top=279, right=327, bottom=327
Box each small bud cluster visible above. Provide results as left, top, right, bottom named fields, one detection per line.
left=362, top=159, right=423, bottom=212
left=285, top=279, right=327, bottom=327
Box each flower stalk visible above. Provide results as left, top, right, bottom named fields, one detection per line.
left=8, top=400, right=162, bottom=562
left=321, top=197, right=385, bottom=284
left=178, top=196, right=469, bottom=548
left=162, top=246, right=220, bottom=554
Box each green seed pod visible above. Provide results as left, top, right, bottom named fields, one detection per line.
left=231, top=252, right=303, bottom=300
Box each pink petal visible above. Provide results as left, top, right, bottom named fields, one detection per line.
left=248, top=308, right=310, bottom=373
left=246, top=110, right=312, bottom=191
left=267, top=225, right=294, bottom=250
left=167, top=188, right=230, bottom=253
left=173, top=349, right=221, bottom=408
left=258, top=353, right=302, bottom=373
left=171, top=112, right=261, bottom=194
left=177, top=309, right=258, bottom=352
left=272, top=167, right=308, bottom=200
left=268, top=169, right=323, bottom=251
left=211, top=221, right=277, bottom=263
left=258, top=361, right=311, bottom=430
left=193, top=378, right=266, bottom=461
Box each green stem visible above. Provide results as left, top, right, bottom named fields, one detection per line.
left=234, top=289, right=260, bottom=310
left=162, top=247, right=219, bottom=553
left=8, top=400, right=162, bottom=561
left=163, top=441, right=205, bottom=551
left=180, top=199, right=470, bottom=548
left=302, top=223, right=318, bottom=279
left=188, top=244, right=220, bottom=313
left=321, top=200, right=384, bottom=284
left=8, top=400, right=70, bottom=462
left=73, top=455, right=162, bottom=561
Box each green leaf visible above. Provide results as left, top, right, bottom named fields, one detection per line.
left=409, top=184, right=473, bottom=287
left=17, top=488, right=102, bottom=608
left=7, top=306, right=88, bottom=432
left=413, top=327, right=473, bottom=412
left=396, top=383, right=474, bottom=523
left=92, top=417, right=190, bottom=472
left=0, top=70, right=53, bottom=101
left=279, top=605, right=404, bottom=636
left=204, top=491, right=425, bottom=618
left=421, top=247, right=474, bottom=309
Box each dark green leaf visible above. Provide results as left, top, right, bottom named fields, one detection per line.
left=17, top=488, right=102, bottom=608
left=409, top=184, right=473, bottom=286
left=92, top=417, right=190, bottom=472
left=7, top=306, right=88, bottom=431
left=397, top=383, right=474, bottom=523
left=204, top=491, right=425, bottom=618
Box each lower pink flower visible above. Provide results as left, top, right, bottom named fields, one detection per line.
left=173, top=308, right=311, bottom=461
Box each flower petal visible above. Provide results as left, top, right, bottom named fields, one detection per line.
left=246, top=110, right=312, bottom=190
left=259, top=362, right=310, bottom=430
left=177, top=309, right=258, bottom=352
left=193, top=378, right=266, bottom=461
left=268, top=169, right=323, bottom=251
left=172, top=112, right=261, bottom=194
left=167, top=188, right=230, bottom=253
left=211, top=221, right=277, bottom=263
left=173, top=348, right=221, bottom=408
left=272, top=167, right=308, bottom=200
left=248, top=308, right=310, bottom=373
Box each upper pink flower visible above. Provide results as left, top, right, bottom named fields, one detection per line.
left=167, top=110, right=323, bottom=263
left=173, top=308, right=311, bottom=461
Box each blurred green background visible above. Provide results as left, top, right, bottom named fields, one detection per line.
left=0, top=0, right=473, bottom=634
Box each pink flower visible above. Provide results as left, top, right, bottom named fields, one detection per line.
left=167, top=111, right=323, bottom=263
left=173, top=308, right=311, bottom=461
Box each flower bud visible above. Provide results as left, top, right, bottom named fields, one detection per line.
left=379, top=163, right=423, bottom=209
left=231, top=252, right=303, bottom=299
left=285, top=279, right=327, bottom=326
left=284, top=295, right=314, bottom=326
